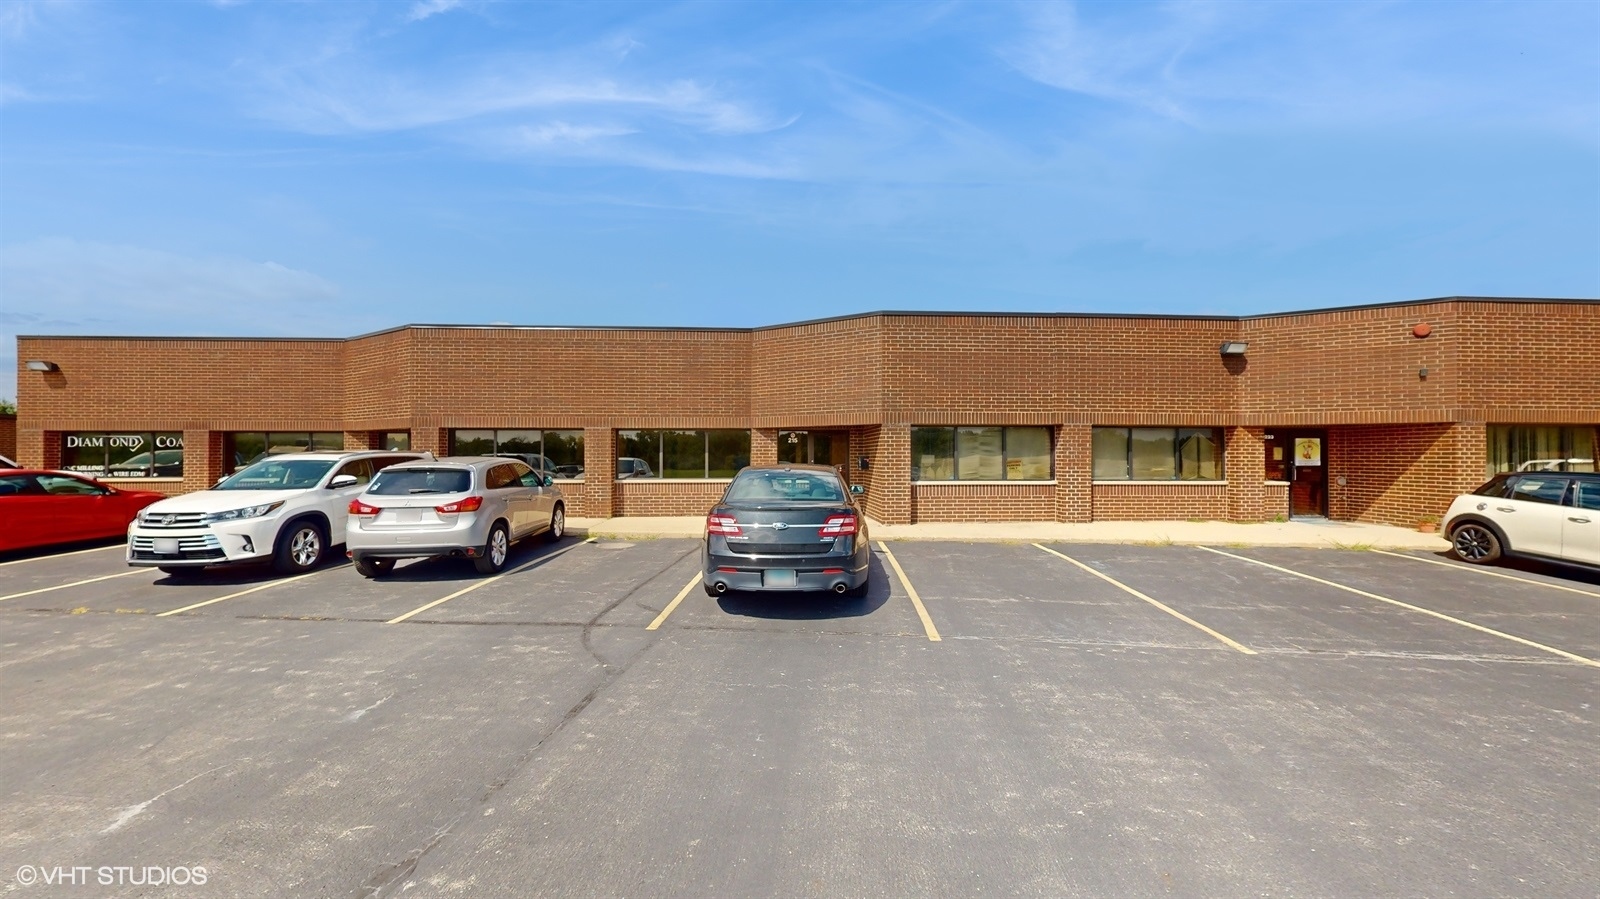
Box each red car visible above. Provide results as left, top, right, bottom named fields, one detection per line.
left=0, top=469, right=166, bottom=553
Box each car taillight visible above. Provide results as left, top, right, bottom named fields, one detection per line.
left=707, top=514, right=742, bottom=536
left=436, top=496, right=484, bottom=514
left=819, top=514, right=857, bottom=536
left=349, top=499, right=379, bottom=516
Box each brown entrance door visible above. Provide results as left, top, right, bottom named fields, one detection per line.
left=1286, top=431, right=1328, bottom=518
left=778, top=431, right=850, bottom=472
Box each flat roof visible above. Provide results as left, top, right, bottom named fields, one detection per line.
left=17, top=295, right=1598, bottom=342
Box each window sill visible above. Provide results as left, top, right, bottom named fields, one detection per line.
left=911, top=480, right=1058, bottom=485
left=1092, top=480, right=1230, bottom=486
left=1265, top=480, right=1290, bottom=486
left=613, top=478, right=735, bottom=484
left=100, top=477, right=187, bottom=483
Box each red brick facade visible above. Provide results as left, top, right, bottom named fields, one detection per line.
left=13, top=298, right=1599, bottom=525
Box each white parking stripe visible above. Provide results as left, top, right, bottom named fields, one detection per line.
left=1197, top=546, right=1600, bottom=669
left=0, top=569, right=146, bottom=601
left=1033, top=544, right=1255, bottom=654
left=156, top=567, right=336, bottom=617
left=1369, top=549, right=1600, bottom=600
left=385, top=538, right=594, bottom=625
left=0, top=543, right=125, bottom=568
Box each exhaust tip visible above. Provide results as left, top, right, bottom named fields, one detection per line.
left=714, top=581, right=728, bottom=594
left=832, top=582, right=849, bottom=594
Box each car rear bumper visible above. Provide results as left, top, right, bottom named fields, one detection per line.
left=346, top=515, right=490, bottom=561
left=703, top=545, right=870, bottom=593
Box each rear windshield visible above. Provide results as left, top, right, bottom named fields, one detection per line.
left=725, top=470, right=846, bottom=503
left=1472, top=474, right=1514, bottom=498
left=219, top=458, right=335, bottom=490
left=368, top=468, right=473, bottom=495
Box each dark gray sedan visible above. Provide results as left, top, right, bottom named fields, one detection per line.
left=701, top=464, right=871, bottom=597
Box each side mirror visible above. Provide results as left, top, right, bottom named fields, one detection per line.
left=329, top=474, right=359, bottom=489
left=543, top=474, right=554, bottom=488
left=850, top=484, right=865, bottom=495
left=215, top=475, right=230, bottom=487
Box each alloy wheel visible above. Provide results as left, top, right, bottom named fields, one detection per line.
left=291, top=528, right=321, bottom=567
left=490, top=528, right=508, bottom=567
left=1453, top=526, right=1492, bottom=561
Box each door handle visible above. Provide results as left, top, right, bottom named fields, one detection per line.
left=1495, top=507, right=1515, bottom=513
left=1570, top=517, right=1592, bottom=524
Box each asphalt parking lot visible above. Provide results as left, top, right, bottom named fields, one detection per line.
left=2, top=536, right=1597, bottom=897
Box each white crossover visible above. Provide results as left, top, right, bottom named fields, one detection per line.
left=127, top=450, right=423, bottom=576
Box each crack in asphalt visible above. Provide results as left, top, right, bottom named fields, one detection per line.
left=356, top=544, right=701, bottom=899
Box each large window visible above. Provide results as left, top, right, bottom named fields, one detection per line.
left=448, top=429, right=586, bottom=479
left=1093, top=427, right=1223, bottom=481
left=223, top=432, right=344, bottom=473
left=617, top=430, right=750, bottom=479
left=61, top=432, right=185, bottom=478
left=910, top=427, right=1052, bottom=481
left=1487, top=426, right=1596, bottom=474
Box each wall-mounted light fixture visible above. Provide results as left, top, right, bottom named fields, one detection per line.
left=24, top=360, right=59, bottom=372
left=1418, top=366, right=1429, bottom=380
left=1218, top=341, right=1249, bottom=356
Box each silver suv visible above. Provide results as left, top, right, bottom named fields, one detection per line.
left=345, top=457, right=566, bottom=577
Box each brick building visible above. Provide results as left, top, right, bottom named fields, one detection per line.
left=12, top=296, right=1598, bottom=526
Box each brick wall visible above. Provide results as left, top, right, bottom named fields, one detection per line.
left=13, top=299, right=1598, bottom=524
left=612, top=480, right=727, bottom=517
left=1091, top=483, right=1230, bottom=521
left=0, top=413, right=14, bottom=462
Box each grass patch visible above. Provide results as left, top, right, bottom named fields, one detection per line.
left=1331, top=541, right=1376, bottom=551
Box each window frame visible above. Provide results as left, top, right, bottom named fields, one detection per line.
left=447, top=429, right=586, bottom=479
left=60, top=431, right=186, bottom=479
left=615, top=429, right=751, bottom=480
left=1091, top=427, right=1227, bottom=482
left=909, top=426, right=1055, bottom=483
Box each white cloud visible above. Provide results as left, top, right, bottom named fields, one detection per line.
left=405, top=0, right=464, bottom=24
left=0, top=239, right=343, bottom=400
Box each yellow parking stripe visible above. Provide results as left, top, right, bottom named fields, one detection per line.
left=157, top=567, right=334, bottom=617
left=1033, top=544, right=1256, bottom=654
left=0, top=569, right=146, bottom=601
left=878, top=542, right=941, bottom=642
left=385, top=538, right=593, bottom=625
left=1370, top=548, right=1600, bottom=600
left=1197, top=546, right=1600, bottom=669
left=646, top=573, right=703, bottom=630
left=0, top=543, right=125, bottom=568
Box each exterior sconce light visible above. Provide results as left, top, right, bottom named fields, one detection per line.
left=1419, top=366, right=1429, bottom=380
left=25, top=360, right=59, bottom=372
left=858, top=456, right=871, bottom=471
left=1218, top=341, right=1248, bottom=356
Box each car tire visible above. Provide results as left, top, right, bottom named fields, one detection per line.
left=1450, top=522, right=1503, bottom=565
left=354, top=557, right=395, bottom=579
left=474, top=522, right=510, bottom=575
left=545, top=504, right=565, bottom=543
left=274, top=520, right=327, bottom=574
left=158, top=566, right=200, bottom=578
left=845, top=576, right=870, bottom=598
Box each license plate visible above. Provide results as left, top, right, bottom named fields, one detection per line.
left=763, top=569, right=797, bottom=588
left=398, top=509, right=423, bottom=523
left=153, top=538, right=181, bottom=554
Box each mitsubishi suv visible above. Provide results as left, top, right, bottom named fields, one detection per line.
left=127, top=450, right=423, bottom=575
left=1443, top=471, right=1600, bottom=571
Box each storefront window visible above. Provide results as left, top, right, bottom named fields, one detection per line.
left=446, top=429, right=587, bottom=479
left=1093, top=427, right=1225, bottom=481
left=224, top=432, right=344, bottom=473
left=1487, top=425, right=1596, bottom=474
left=911, top=427, right=1053, bottom=481
left=617, top=430, right=750, bottom=479
left=60, top=432, right=185, bottom=478
left=383, top=432, right=411, bottom=451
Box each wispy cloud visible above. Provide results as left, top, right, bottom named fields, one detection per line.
left=405, top=0, right=464, bottom=24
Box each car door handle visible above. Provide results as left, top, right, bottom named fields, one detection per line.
left=1570, top=516, right=1592, bottom=524
left=1495, top=507, right=1515, bottom=513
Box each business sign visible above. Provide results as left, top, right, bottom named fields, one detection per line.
left=1294, top=437, right=1322, bottom=467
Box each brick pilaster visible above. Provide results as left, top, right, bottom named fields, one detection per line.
left=1054, top=424, right=1092, bottom=523
left=1225, top=426, right=1265, bottom=522
left=585, top=427, right=615, bottom=519
left=751, top=429, right=778, bottom=467
left=868, top=425, right=911, bottom=524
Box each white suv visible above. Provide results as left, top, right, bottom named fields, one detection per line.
left=1443, top=472, right=1600, bottom=570
left=127, top=451, right=423, bottom=576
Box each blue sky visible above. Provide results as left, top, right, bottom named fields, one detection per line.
left=2, top=0, right=1597, bottom=400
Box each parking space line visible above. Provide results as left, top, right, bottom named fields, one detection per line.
left=1369, top=549, right=1600, bottom=600
left=1197, top=546, right=1600, bottom=669
left=646, top=573, right=703, bottom=630
left=0, top=544, right=124, bottom=568
left=1033, top=544, right=1256, bottom=655
left=878, top=542, right=941, bottom=642
left=0, top=569, right=146, bottom=602
left=156, top=568, right=336, bottom=617
left=385, top=538, right=594, bottom=625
